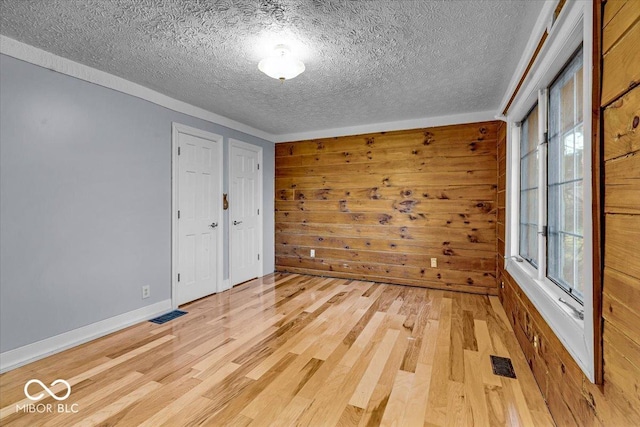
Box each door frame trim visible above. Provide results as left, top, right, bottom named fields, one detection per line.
left=171, top=123, right=224, bottom=308
left=228, top=138, right=264, bottom=287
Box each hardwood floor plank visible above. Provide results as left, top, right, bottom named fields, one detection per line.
left=463, top=349, right=490, bottom=426
left=295, top=363, right=353, bottom=425
left=191, top=326, right=279, bottom=379
left=42, top=372, right=147, bottom=427
left=485, top=385, right=507, bottom=426
left=314, top=308, right=369, bottom=361
left=378, top=366, right=414, bottom=426
left=297, top=320, right=399, bottom=424
left=136, top=362, right=240, bottom=427
left=349, top=329, right=401, bottom=408
left=71, top=381, right=161, bottom=427
left=475, top=319, right=502, bottom=387
left=341, top=312, right=386, bottom=368
left=0, top=273, right=551, bottom=427
left=203, top=353, right=298, bottom=425
left=266, top=395, right=312, bottom=426
left=444, top=380, right=466, bottom=426
left=244, top=358, right=323, bottom=426
left=159, top=396, right=221, bottom=427
left=449, top=295, right=466, bottom=382
left=338, top=404, right=365, bottom=426
left=425, top=297, right=453, bottom=426
left=105, top=376, right=201, bottom=427
left=508, top=378, right=537, bottom=427
left=401, top=362, right=432, bottom=427
left=0, top=334, right=174, bottom=421
left=358, top=326, right=410, bottom=426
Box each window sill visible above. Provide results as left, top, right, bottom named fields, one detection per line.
left=506, top=259, right=594, bottom=381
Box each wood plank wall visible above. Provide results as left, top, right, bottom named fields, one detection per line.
left=498, top=1, right=640, bottom=425
left=275, top=122, right=499, bottom=295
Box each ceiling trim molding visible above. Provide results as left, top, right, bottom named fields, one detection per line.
left=275, top=110, right=498, bottom=143
left=2, top=36, right=507, bottom=145
left=0, top=35, right=277, bottom=143
left=497, top=0, right=560, bottom=115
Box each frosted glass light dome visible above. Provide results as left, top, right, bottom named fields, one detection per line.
left=258, top=45, right=305, bottom=81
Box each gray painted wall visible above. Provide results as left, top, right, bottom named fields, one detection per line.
left=0, top=54, right=275, bottom=353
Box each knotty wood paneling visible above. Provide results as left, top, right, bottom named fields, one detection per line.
left=603, top=85, right=640, bottom=161
left=601, top=3, right=640, bottom=106
left=604, top=122, right=640, bottom=215
left=499, top=2, right=640, bottom=425
left=275, top=122, right=499, bottom=295
left=602, top=0, right=640, bottom=54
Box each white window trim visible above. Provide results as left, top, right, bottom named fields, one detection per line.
left=505, top=0, right=595, bottom=382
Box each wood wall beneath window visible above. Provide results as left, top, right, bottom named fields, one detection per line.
left=275, top=122, right=499, bottom=295
left=498, top=1, right=640, bottom=425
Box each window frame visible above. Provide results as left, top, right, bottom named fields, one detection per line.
left=505, top=0, right=596, bottom=382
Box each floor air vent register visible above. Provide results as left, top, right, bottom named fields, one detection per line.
left=149, top=310, right=187, bottom=325
left=490, top=355, right=517, bottom=379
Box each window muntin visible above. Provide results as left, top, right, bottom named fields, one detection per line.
left=519, top=105, right=539, bottom=267
left=547, top=48, right=584, bottom=303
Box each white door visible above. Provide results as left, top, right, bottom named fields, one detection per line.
left=229, top=140, right=262, bottom=286
left=174, top=125, right=223, bottom=306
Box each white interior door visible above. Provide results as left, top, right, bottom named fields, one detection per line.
left=229, top=140, right=262, bottom=286
left=174, top=125, right=223, bottom=306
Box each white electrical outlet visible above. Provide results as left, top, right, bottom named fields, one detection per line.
left=310, top=249, right=315, bottom=258
left=142, top=285, right=151, bottom=299
left=430, top=258, right=438, bottom=268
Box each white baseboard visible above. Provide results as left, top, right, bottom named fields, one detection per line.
left=0, top=299, right=172, bottom=373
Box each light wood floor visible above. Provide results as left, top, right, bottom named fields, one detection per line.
left=0, top=273, right=554, bottom=426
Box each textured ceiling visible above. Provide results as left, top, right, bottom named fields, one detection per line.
left=0, top=0, right=543, bottom=137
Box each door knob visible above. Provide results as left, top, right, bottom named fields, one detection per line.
left=233, top=220, right=243, bottom=225
left=209, top=222, right=218, bottom=228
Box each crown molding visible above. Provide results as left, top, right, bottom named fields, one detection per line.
left=275, top=110, right=498, bottom=143
left=2, top=35, right=503, bottom=144
left=497, top=0, right=560, bottom=115
left=0, top=35, right=277, bottom=142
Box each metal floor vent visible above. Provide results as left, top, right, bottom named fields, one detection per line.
left=149, top=310, right=187, bottom=325
left=490, top=355, right=517, bottom=379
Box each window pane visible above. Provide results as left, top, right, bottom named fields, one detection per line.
left=562, top=131, right=576, bottom=181
left=519, top=104, right=539, bottom=267
left=560, top=79, right=575, bottom=133
left=561, top=235, right=575, bottom=287
left=527, top=107, right=539, bottom=153
left=528, top=225, right=538, bottom=264
left=548, top=47, right=584, bottom=303
left=527, top=153, right=538, bottom=188
left=527, top=189, right=538, bottom=224
left=576, top=67, right=583, bottom=123
left=576, top=180, right=583, bottom=235
left=575, top=236, right=584, bottom=297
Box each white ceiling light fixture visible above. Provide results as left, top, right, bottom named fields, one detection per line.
left=258, top=44, right=305, bottom=81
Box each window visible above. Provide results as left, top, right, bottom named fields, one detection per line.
left=519, top=104, right=539, bottom=267
left=516, top=48, right=585, bottom=303
left=547, top=51, right=585, bottom=302
left=505, top=0, right=595, bottom=382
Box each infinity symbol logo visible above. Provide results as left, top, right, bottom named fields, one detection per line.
left=24, top=379, right=71, bottom=401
